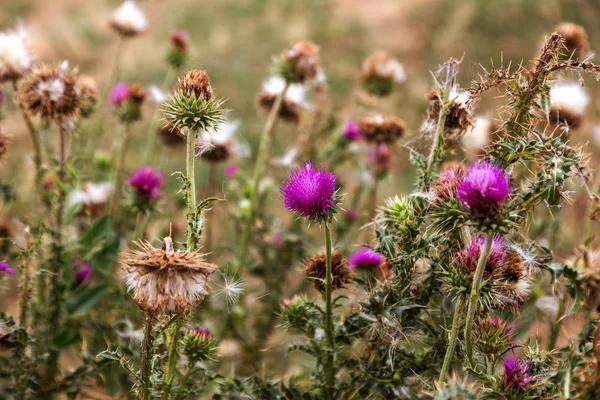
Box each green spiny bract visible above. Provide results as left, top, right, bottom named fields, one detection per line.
left=180, top=328, right=219, bottom=364
left=162, top=92, right=226, bottom=134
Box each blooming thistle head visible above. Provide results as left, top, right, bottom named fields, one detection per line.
left=109, top=82, right=129, bottom=107
left=340, top=120, right=364, bottom=142
left=256, top=75, right=309, bottom=124
left=128, top=166, right=163, bottom=199
left=20, top=63, right=81, bottom=121
left=357, top=114, right=406, bottom=145
left=109, top=0, right=148, bottom=38
left=180, top=326, right=218, bottom=363
left=473, top=316, right=514, bottom=356
left=166, top=30, right=190, bottom=69
left=0, top=260, right=15, bottom=275
left=72, top=260, right=92, bottom=284
left=163, top=69, right=225, bottom=134
left=502, top=357, right=535, bottom=391
left=275, top=40, right=322, bottom=84
left=555, top=22, right=589, bottom=59
left=457, top=160, right=511, bottom=220
left=280, top=161, right=339, bottom=223
left=360, top=51, right=406, bottom=97
left=224, top=163, right=237, bottom=177
left=348, top=247, right=385, bottom=270
left=303, top=250, right=352, bottom=292
left=549, top=81, right=589, bottom=129
left=0, top=26, right=33, bottom=83
left=120, top=237, right=218, bottom=316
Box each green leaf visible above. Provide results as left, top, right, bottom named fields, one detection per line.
left=64, top=203, right=82, bottom=224
left=53, top=328, right=81, bottom=348
left=66, top=284, right=108, bottom=314
left=80, top=215, right=112, bottom=247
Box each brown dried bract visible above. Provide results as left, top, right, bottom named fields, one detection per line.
left=75, top=75, right=98, bottom=100
left=20, top=65, right=81, bottom=120
left=361, top=51, right=395, bottom=80
left=426, top=89, right=473, bottom=145
left=0, top=129, right=13, bottom=160
left=127, top=83, right=147, bottom=105
left=555, top=23, right=589, bottom=59
left=287, top=40, right=321, bottom=82
left=358, top=115, right=406, bottom=144
left=121, top=238, right=218, bottom=316
left=303, top=250, right=352, bottom=293
left=256, top=92, right=302, bottom=124
left=199, top=143, right=230, bottom=163
left=178, top=69, right=213, bottom=101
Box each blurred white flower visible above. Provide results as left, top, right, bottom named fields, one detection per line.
left=550, top=81, right=589, bottom=116
left=110, top=1, right=148, bottom=37
left=67, top=182, right=113, bottom=217
left=262, top=76, right=311, bottom=109
left=376, top=57, right=406, bottom=83
left=462, top=116, right=492, bottom=158
left=272, top=147, right=298, bottom=167
left=0, top=26, right=33, bottom=83
left=149, top=85, right=166, bottom=103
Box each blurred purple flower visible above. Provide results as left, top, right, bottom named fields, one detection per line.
left=368, top=143, right=393, bottom=177
left=109, top=82, right=129, bottom=107
left=0, top=260, right=15, bottom=275
left=345, top=208, right=358, bottom=222
left=348, top=247, right=385, bottom=269
left=72, top=260, right=92, bottom=284
left=503, top=356, right=535, bottom=390
left=341, top=120, right=363, bottom=141
left=457, top=160, right=511, bottom=213
left=129, top=166, right=164, bottom=198
left=224, top=163, right=237, bottom=177
left=170, top=30, right=190, bottom=50
left=280, top=161, right=337, bottom=221
left=194, top=327, right=211, bottom=338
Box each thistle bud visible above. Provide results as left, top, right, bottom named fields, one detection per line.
left=180, top=326, right=218, bottom=363
left=472, top=316, right=513, bottom=356
left=555, top=22, right=589, bottom=60
left=166, top=30, right=190, bottom=69
left=303, top=250, right=352, bottom=293
left=360, top=51, right=406, bottom=97
left=368, top=143, right=394, bottom=178
left=275, top=40, right=322, bottom=84
left=279, top=295, right=319, bottom=331
left=376, top=195, right=419, bottom=238
left=75, top=75, right=98, bottom=118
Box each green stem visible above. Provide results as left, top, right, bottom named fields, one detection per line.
left=185, top=128, right=197, bottom=251
left=439, top=296, right=465, bottom=385
left=203, top=162, right=217, bottom=255
left=464, top=233, right=493, bottom=368
left=548, top=295, right=565, bottom=350
left=324, top=222, right=334, bottom=399
left=110, top=122, right=131, bottom=217
left=141, top=315, right=154, bottom=400
left=13, top=80, right=43, bottom=172
left=14, top=227, right=33, bottom=398
left=238, top=83, right=290, bottom=274
left=162, top=319, right=182, bottom=400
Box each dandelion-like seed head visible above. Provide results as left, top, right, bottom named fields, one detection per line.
left=120, top=237, right=218, bottom=316
left=20, top=63, right=81, bottom=121
left=214, top=273, right=244, bottom=310
left=303, top=250, right=352, bottom=292
left=128, top=166, right=163, bottom=199
left=358, top=114, right=406, bottom=145
left=109, top=0, right=148, bottom=37
left=0, top=27, right=33, bottom=83
left=457, top=160, right=511, bottom=218
left=280, top=161, right=339, bottom=223
left=348, top=247, right=385, bottom=270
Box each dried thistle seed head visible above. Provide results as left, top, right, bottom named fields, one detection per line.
left=158, top=125, right=185, bottom=147
left=127, top=83, right=147, bottom=105
left=357, top=114, right=406, bottom=144
left=361, top=51, right=406, bottom=97
left=303, top=250, right=352, bottom=292
left=20, top=63, right=81, bottom=120
left=277, top=40, right=322, bottom=84
left=178, top=69, right=213, bottom=101
left=0, top=27, right=34, bottom=83
left=431, top=167, right=464, bottom=204
left=256, top=92, right=302, bottom=124
left=256, top=76, right=308, bottom=124
left=109, top=0, right=148, bottom=38
left=121, top=238, right=218, bottom=315
left=426, top=88, right=474, bottom=145
left=0, top=129, right=13, bottom=161
left=555, top=22, right=589, bottom=59
left=549, top=81, right=589, bottom=129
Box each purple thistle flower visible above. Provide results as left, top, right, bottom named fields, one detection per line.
left=348, top=247, right=385, bottom=270
left=129, top=166, right=164, bottom=199
left=280, top=161, right=338, bottom=222
left=170, top=30, right=190, bottom=50
left=455, top=234, right=507, bottom=274
left=0, top=260, right=15, bottom=275
left=341, top=120, right=363, bottom=141
left=345, top=208, right=358, bottom=222
left=502, top=356, right=535, bottom=390
left=457, top=160, right=511, bottom=214
left=72, top=260, right=92, bottom=284
left=194, top=327, right=211, bottom=338
left=109, top=82, right=129, bottom=107
left=224, top=163, right=237, bottom=177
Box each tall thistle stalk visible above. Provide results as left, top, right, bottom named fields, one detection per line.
left=238, top=83, right=289, bottom=273
left=185, top=127, right=198, bottom=250
left=12, top=81, right=43, bottom=172
left=323, top=221, right=334, bottom=397
left=140, top=315, right=154, bottom=400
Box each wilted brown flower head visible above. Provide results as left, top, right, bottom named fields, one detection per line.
left=158, top=125, right=186, bottom=147
left=360, top=51, right=406, bottom=97
left=431, top=167, right=464, bottom=204
left=121, top=237, right=218, bottom=315
left=426, top=88, right=474, bottom=145
left=40, top=171, right=57, bottom=191
left=0, top=129, right=13, bottom=161
left=571, top=248, right=600, bottom=312
left=285, top=40, right=321, bottom=83
left=199, top=142, right=230, bottom=163
left=75, top=75, right=98, bottom=100
left=0, top=220, right=14, bottom=239
left=126, top=82, right=147, bottom=105
left=256, top=92, right=302, bottom=124
left=20, top=64, right=81, bottom=120
left=303, top=250, right=352, bottom=292
left=178, top=69, right=213, bottom=101
left=357, top=114, right=406, bottom=144
left=555, top=22, right=589, bottom=59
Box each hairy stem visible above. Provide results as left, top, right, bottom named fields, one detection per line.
left=14, top=227, right=33, bottom=398
left=141, top=315, right=154, bottom=400
left=324, top=222, right=334, bottom=399
left=162, top=319, right=182, bottom=400
left=439, top=297, right=465, bottom=385
left=464, top=233, right=493, bottom=367
left=238, top=83, right=289, bottom=274
left=186, top=128, right=197, bottom=250
left=203, top=162, right=217, bottom=255
left=13, top=80, right=43, bottom=172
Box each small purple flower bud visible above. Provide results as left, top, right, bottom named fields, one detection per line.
left=0, top=260, right=15, bottom=275
left=502, top=356, right=535, bottom=390
left=224, top=163, right=237, bottom=177
left=193, top=327, right=211, bottom=338
left=280, top=161, right=338, bottom=222
left=345, top=208, right=358, bottom=222
left=348, top=247, right=385, bottom=269
left=368, top=143, right=393, bottom=177
left=129, top=166, right=164, bottom=199
left=109, top=82, right=129, bottom=107
left=72, top=260, right=92, bottom=284
left=457, top=160, right=511, bottom=214
left=170, top=30, right=190, bottom=51
left=341, top=120, right=363, bottom=142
